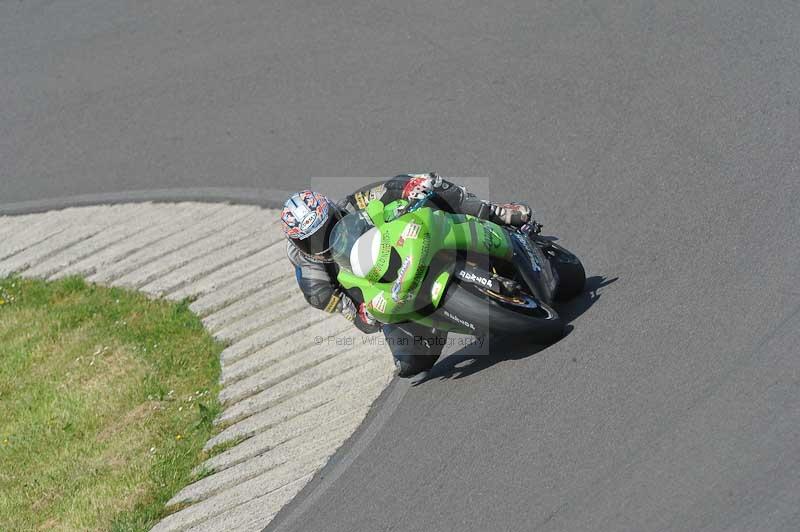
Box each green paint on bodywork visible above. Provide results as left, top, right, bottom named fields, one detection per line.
left=336, top=199, right=513, bottom=325
left=431, top=270, right=450, bottom=307
left=382, top=199, right=408, bottom=222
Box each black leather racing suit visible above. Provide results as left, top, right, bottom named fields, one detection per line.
left=287, top=173, right=505, bottom=375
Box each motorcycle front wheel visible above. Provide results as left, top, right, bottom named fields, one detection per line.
left=438, top=281, right=565, bottom=344
left=538, top=240, right=586, bottom=301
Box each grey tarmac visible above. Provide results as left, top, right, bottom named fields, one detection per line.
left=3, top=0, right=800, bottom=531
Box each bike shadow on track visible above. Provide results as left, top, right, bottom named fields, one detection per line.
left=412, top=275, right=618, bottom=385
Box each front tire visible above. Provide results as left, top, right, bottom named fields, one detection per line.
left=438, top=281, right=564, bottom=344
left=541, top=241, right=585, bottom=301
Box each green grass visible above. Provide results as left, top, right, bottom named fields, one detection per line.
left=0, top=276, right=223, bottom=531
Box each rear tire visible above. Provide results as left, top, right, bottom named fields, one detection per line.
left=439, top=281, right=564, bottom=344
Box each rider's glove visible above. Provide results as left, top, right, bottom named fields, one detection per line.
left=479, top=202, right=533, bottom=227
left=354, top=301, right=381, bottom=334
left=358, top=302, right=377, bottom=326
left=339, top=292, right=382, bottom=333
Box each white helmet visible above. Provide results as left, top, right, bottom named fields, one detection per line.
left=281, top=190, right=343, bottom=261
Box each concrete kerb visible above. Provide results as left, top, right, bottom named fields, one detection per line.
left=0, top=187, right=291, bottom=216
left=0, top=192, right=396, bottom=532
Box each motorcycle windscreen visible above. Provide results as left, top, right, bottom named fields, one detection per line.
left=329, top=212, right=375, bottom=275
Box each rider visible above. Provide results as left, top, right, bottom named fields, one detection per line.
left=281, top=173, right=533, bottom=377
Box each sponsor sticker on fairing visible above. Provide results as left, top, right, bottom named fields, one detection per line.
left=401, top=222, right=421, bottom=240
left=442, top=309, right=475, bottom=330
left=370, top=292, right=387, bottom=313
left=391, top=255, right=413, bottom=303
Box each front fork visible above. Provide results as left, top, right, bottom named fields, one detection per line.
left=454, top=263, right=522, bottom=297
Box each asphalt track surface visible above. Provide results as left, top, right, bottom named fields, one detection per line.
left=3, top=1, right=800, bottom=531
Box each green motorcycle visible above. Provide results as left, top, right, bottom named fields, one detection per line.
left=329, top=193, right=585, bottom=342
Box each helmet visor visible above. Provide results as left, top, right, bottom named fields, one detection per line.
left=290, top=206, right=343, bottom=261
